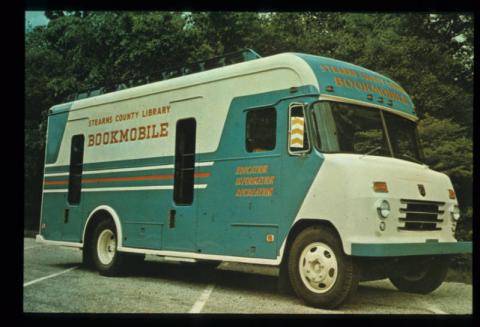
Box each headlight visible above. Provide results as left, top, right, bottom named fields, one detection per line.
left=377, top=200, right=390, bottom=218
left=450, top=205, right=461, bottom=221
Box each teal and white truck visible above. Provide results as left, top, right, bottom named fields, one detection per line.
left=37, top=50, right=472, bottom=308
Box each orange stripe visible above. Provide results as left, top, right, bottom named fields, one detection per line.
left=193, top=172, right=210, bottom=178
left=44, top=172, right=211, bottom=185
left=44, top=180, right=69, bottom=185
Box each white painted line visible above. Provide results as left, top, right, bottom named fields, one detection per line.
left=189, top=284, right=215, bottom=313
left=426, top=305, right=447, bottom=314
left=82, top=164, right=174, bottom=175
left=23, top=266, right=78, bottom=288
left=44, top=161, right=214, bottom=176
left=419, top=298, right=448, bottom=314
left=195, top=162, right=215, bottom=167
left=82, top=186, right=173, bottom=192
left=44, top=184, right=208, bottom=193
left=24, top=245, right=41, bottom=250
left=43, top=189, right=69, bottom=193
left=43, top=172, right=69, bottom=177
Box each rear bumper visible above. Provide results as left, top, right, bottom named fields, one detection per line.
left=351, top=241, right=472, bottom=257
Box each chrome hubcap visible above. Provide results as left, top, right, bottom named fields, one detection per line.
left=299, top=242, right=338, bottom=293
left=97, top=229, right=116, bottom=265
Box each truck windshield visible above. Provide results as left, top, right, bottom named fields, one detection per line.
left=310, top=101, right=423, bottom=162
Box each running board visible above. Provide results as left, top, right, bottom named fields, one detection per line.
left=163, top=256, right=198, bottom=263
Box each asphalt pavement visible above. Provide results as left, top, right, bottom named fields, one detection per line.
left=23, top=237, right=473, bottom=314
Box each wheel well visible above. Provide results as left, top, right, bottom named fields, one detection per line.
left=83, top=210, right=114, bottom=246
left=281, top=219, right=343, bottom=265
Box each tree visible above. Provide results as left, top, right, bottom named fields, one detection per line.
left=417, top=114, right=472, bottom=241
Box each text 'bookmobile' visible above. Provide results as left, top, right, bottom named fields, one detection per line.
left=37, top=50, right=472, bottom=308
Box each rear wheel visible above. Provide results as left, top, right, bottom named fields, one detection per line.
left=82, top=240, right=95, bottom=269
left=90, top=220, right=144, bottom=276
left=388, top=256, right=449, bottom=294
left=288, top=226, right=358, bottom=309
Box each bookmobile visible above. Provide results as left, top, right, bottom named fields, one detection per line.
left=37, top=49, right=471, bottom=308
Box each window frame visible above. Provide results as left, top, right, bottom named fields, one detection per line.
left=67, top=134, right=85, bottom=205
left=244, top=107, right=277, bottom=153
left=287, top=102, right=311, bottom=156
left=173, top=118, right=197, bottom=206
left=308, top=100, right=423, bottom=163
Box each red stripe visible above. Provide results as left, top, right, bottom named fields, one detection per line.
left=44, top=172, right=211, bottom=185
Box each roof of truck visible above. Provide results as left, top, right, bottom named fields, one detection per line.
left=295, top=53, right=416, bottom=117
left=50, top=52, right=416, bottom=119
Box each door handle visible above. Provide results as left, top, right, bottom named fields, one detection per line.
left=64, top=209, right=69, bottom=224
left=169, top=209, right=176, bottom=228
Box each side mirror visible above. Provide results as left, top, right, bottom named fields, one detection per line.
left=288, top=103, right=310, bottom=155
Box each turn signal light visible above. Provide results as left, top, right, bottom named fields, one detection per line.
left=448, top=189, right=456, bottom=199
left=373, top=182, right=388, bottom=193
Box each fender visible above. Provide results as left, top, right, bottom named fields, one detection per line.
left=82, top=205, right=124, bottom=247
left=279, top=218, right=345, bottom=261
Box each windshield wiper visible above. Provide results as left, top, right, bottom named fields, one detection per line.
left=360, top=146, right=382, bottom=158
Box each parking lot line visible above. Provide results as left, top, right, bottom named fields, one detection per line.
left=426, top=304, right=447, bottom=314
left=24, top=245, right=41, bottom=250
left=189, top=284, right=215, bottom=313
left=23, top=266, right=79, bottom=288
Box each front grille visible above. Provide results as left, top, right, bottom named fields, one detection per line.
left=398, top=199, right=445, bottom=231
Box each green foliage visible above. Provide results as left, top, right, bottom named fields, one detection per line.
left=25, top=13, right=473, bottom=243
left=417, top=114, right=472, bottom=241
left=417, top=114, right=472, bottom=181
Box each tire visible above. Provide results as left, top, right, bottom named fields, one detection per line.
left=288, top=226, right=358, bottom=309
left=90, top=219, right=143, bottom=276
left=388, top=256, right=449, bottom=294
left=82, top=242, right=95, bottom=269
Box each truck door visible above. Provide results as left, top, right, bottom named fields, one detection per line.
left=195, top=102, right=284, bottom=259
left=163, top=117, right=198, bottom=252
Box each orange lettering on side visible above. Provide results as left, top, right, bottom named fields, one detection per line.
left=95, top=133, right=101, bottom=146
left=111, top=130, right=119, bottom=143
left=334, top=77, right=345, bottom=86
left=119, top=129, right=129, bottom=142
left=138, top=126, right=146, bottom=140
left=160, top=123, right=168, bottom=137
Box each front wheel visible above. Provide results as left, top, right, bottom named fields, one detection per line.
left=388, top=256, right=450, bottom=294
left=288, top=226, right=358, bottom=309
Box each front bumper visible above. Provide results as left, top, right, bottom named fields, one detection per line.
left=351, top=241, right=472, bottom=257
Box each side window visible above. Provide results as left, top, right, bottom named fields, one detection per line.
left=68, top=135, right=84, bottom=205
left=246, top=108, right=276, bottom=152
left=174, top=118, right=196, bottom=205
left=288, top=104, right=310, bottom=154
